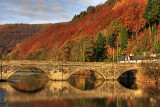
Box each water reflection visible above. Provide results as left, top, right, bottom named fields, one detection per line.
left=67, top=75, right=104, bottom=90
left=8, top=72, right=49, bottom=93
left=7, top=96, right=160, bottom=107
left=1, top=71, right=160, bottom=107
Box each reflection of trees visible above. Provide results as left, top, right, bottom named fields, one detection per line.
left=8, top=72, right=49, bottom=92
left=68, top=74, right=104, bottom=90
left=67, top=69, right=104, bottom=90
left=56, top=97, right=160, bottom=107
left=68, top=75, right=96, bottom=90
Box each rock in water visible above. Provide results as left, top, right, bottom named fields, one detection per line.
left=0, top=88, right=7, bottom=107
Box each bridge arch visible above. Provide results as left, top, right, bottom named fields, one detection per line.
left=118, top=69, right=138, bottom=79
left=64, top=69, right=107, bottom=80
left=117, top=69, right=138, bottom=89
left=5, top=66, right=49, bottom=80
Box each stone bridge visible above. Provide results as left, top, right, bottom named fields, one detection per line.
left=0, top=60, right=144, bottom=80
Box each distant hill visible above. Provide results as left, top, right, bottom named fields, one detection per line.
left=9, top=0, right=160, bottom=61
left=0, top=24, right=52, bottom=53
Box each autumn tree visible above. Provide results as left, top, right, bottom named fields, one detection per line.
left=61, top=40, right=74, bottom=61
left=120, top=0, right=146, bottom=41
left=107, top=18, right=121, bottom=47
left=96, top=32, right=104, bottom=62
left=120, top=26, right=128, bottom=50
left=70, top=36, right=94, bottom=62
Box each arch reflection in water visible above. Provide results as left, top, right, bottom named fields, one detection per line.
left=8, top=71, right=49, bottom=93
left=67, top=70, right=104, bottom=90
left=118, top=70, right=137, bottom=89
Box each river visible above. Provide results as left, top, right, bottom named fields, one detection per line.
left=0, top=71, right=160, bottom=107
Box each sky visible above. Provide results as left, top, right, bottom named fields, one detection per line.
left=0, top=0, right=107, bottom=24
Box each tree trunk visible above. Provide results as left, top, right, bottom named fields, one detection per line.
left=136, top=23, right=138, bottom=43
left=149, top=24, right=152, bottom=37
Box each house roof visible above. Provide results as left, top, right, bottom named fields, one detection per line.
left=118, top=55, right=144, bottom=61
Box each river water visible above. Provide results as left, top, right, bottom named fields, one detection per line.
left=0, top=72, right=160, bottom=107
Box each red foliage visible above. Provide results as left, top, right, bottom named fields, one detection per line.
left=120, top=0, right=147, bottom=32
left=0, top=24, right=51, bottom=53
left=158, top=24, right=160, bottom=41
left=11, top=0, right=148, bottom=58
left=105, top=45, right=116, bottom=58
left=31, top=100, right=68, bottom=107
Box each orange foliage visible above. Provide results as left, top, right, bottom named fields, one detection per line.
left=112, top=0, right=128, bottom=10
left=120, top=0, right=146, bottom=32
left=105, top=45, right=116, bottom=58
left=10, top=0, right=149, bottom=59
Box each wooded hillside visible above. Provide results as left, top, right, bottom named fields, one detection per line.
left=8, top=0, right=160, bottom=61
left=0, top=24, right=52, bottom=54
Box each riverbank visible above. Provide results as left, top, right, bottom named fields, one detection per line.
left=0, top=87, right=7, bottom=107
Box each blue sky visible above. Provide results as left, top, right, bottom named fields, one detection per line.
left=0, top=0, right=107, bottom=24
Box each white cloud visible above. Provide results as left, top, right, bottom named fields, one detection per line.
left=53, top=2, right=60, bottom=6
left=52, top=7, right=64, bottom=12
left=0, top=0, right=107, bottom=24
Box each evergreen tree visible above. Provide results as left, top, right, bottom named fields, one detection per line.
left=156, top=41, right=160, bottom=53
left=96, top=32, right=104, bottom=62
left=143, top=0, right=152, bottom=24
left=143, top=0, right=160, bottom=26
left=143, top=0, right=160, bottom=53
left=120, top=26, right=128, bottom=50
left=106, top=34, right=114, bottom=47
left=87, top=6, right=95, bottom=14
left=151, top=23, right=157, bottom=46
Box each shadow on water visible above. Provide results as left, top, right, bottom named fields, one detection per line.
left=118, top=70, right=138, bottom=89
